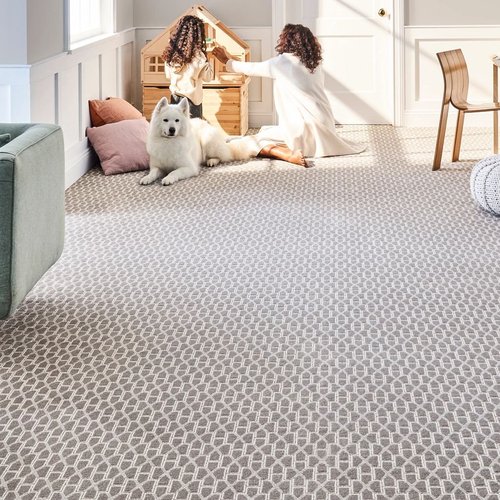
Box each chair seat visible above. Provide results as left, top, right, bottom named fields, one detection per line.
left=454, top=101, right=500, bottom=112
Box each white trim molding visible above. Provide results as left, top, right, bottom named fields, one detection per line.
left=393, top=0, right=405, bottom=126
left=271, top=0, right=285, bottom=125
left=29, top=29, right=136, bottom=188
left=404, top=25, right=500, bottom=127
left=271, top=0, right=285, bottom=56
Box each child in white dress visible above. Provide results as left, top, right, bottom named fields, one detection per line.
left=213, top=24, right=365, bottom=166
left=162, top=16, right=213, bottom=119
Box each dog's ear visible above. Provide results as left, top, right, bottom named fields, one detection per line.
left=178, top=97, right=191, bottom=117
left=154, top=97, right=169, bottom=114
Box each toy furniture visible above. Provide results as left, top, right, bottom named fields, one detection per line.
left=433, top=49, right=500, bottom=170
left=0, top=123, right=65, bottom=319
left=141, top=4, right=251, bottom=135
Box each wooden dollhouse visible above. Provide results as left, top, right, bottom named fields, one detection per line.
left=141, top=5, right=251, bottom=135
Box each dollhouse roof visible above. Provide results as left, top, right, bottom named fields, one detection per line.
left=141, top=4, right=250, bottom=56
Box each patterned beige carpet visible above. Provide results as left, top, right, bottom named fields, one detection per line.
left=1, top=126, right=499, bottom=499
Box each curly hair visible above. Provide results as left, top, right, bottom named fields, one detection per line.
left=162, top=15, right=207, bottom=67
left=275, top=24, right=322, bottom=73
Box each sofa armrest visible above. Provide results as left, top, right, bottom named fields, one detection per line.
left=0, top=123, right=39, bottom=143
left=0, top=123, right=63, bottom=156
left=0, top=123, right=65, bottom=318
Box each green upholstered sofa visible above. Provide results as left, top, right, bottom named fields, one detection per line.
left=0, top=123, right=65, bottom=319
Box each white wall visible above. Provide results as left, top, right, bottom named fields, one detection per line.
left=402, top=0, right=500, bottom=126
left=116, top=0, right=135, bottom=32
left=405, top=0, right=500, bottom=25
left=24, top=0, right=135, bottom=65
left=0, top=67, right=30, bottom=122
left=133, top=0, right=272, bottom=27
left=0, top=0, right=29, bottom=123
left=0, top=0, right=27, bottom=64
left=27, top=0, right=64, bottom=64
left=0, top=30, right=136, bottom=186
left=0, top=0, right=140, bottom=187
left=30, top=31, right=136, bottom=187
left=403, top=25, right=500, bottom=127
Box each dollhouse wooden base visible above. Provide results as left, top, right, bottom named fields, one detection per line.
left=143, top=79, right=249, bottom=136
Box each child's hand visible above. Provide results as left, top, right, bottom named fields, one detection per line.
left=213, top=47, right=231, bottom=64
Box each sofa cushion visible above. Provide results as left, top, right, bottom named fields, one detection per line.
left=86, top=118, right=150, bottom=175
left=89, top=97, right=143, bottom=127
left=0, top=133, right=11, bottom=147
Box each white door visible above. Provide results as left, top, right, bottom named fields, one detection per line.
left=282, top=0, right=394, bottom=124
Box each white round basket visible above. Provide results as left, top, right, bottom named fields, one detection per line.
left=470, top=154, right=500, bottom=215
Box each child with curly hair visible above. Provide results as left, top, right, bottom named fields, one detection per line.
left=162, top=15, right=213, bottom=119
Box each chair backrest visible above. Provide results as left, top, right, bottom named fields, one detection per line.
left=436, top=49, right=469, bottom=106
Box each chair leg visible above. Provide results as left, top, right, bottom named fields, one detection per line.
left=494, top=110, right=499, bottom=154
left=433, top=102, right=450, bottom=170
left=452, top=110, right=465, bottom=162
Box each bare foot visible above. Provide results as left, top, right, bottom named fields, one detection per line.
left=258, top=145, right=311, bottom=167
left=287, top=150, right=310, bottom=168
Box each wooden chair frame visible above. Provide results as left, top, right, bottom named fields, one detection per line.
left=433, top=49, right=500, bottom=170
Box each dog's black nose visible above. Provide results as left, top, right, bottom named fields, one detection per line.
left=169, top=127, right=176, bottom=135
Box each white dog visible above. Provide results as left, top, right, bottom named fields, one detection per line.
left=140, top=96, right=253, bottom=186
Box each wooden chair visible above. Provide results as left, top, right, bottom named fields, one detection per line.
left=433, top=49, right=500, bottom=170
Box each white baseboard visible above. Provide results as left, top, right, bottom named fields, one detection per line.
left=65, top=143, right=98, bottom=189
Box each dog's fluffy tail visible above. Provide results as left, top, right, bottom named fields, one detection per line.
left=227, top=137, right=258, bottom=161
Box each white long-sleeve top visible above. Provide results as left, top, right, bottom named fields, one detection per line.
left=165, top=52, right=213, bottom=105
left=227, top=54, right=364, bottom=157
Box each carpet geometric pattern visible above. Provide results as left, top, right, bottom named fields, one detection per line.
left=1, top=126, right=499, bottom=499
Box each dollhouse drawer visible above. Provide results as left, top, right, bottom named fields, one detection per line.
left=203, top=86, right=248, bottom=135
left=203, top=87, right=241, bottom=108
left=143, top=86, right=170, bottom=120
